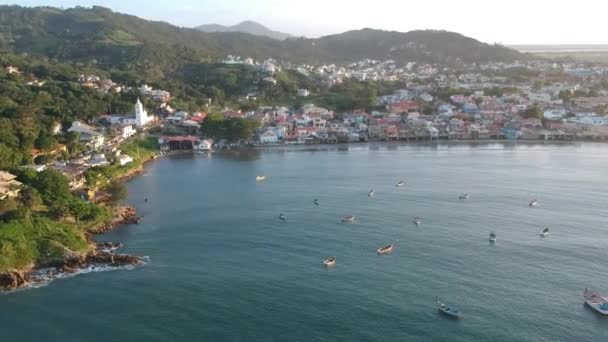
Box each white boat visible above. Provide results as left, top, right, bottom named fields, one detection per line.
left=341, top=215, right=356, bottom=223
left=279, top=213, right=287, bottom=221
left=436, top=297, right=462, bottom=319
left=414, top=217, right=421, bottom=225
left=489, top=232, right=497, bottom=243
left=584, top=288, right=608, bottom=315
left=324, top=256, right=336, bottom=267
left=459, top=194, right=470, bottom=200
left=529, top=199, right=538, bottom=207
left=377, top=244, right=393, bottom=254
left=256, top=176, right=266, bottom=182
left=540, top=227, right=549, bottom=237
left=395, top=180, right=405, bottom=187
left=368, top=189, right=375, bottom=197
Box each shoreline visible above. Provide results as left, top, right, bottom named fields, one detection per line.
left=0, top=153, right=160, bottom=293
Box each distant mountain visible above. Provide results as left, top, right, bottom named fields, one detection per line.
left=0, top=5, right=527, bottom=80
left=196, top=20, right=293, bottom=40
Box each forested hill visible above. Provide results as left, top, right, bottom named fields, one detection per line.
left=0, top=5, right=526, bottom=76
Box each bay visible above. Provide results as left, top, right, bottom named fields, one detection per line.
left=2, top=142, right=608, bottom=341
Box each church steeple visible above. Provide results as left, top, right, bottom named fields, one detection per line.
left=135, top=98, right=148, bottom=127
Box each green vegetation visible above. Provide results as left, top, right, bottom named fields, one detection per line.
left=84, top=137, right=158, bottom=190
left=0, top=216, right=90, bottom=272
left=0, top=5, right=524, bottom=80
left=521, top=106, right=543, bottom=119
left=0, top=168, right=114, bottom=272
left=200, top=113, right=260, bottom=142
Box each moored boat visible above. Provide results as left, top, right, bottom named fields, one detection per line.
left=324, top=256, right=336, bottom=267
left=436, top=297, right=462, bottom=319
left=584, top=288, right=608, bottom=315
left=459, top=194, right=470, bottom=200
left=279, top=213, right=287, bottom=221
left=313, top=198, right=319, bottom=205
left=341, top=215, right=355, bottom=223
left=377, top=244, right=393, bottom=254
left=414, top=217, right=421, bottom=225
left=368, top=189, right=375, bottom=197
left=540, top=227, right=549, bottom=237
left=256, top=176, right=266, bottom=182
left=489, top=232, right=497, bottom=243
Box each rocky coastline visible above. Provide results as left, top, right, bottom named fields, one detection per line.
left=0, top=157, right=158, bottom=293
left=0, top=205, right=147, bottom=292
left=0, top=243, right=146, bottom=292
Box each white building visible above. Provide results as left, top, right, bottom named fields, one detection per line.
left=116, top=125, right=136, bottom=140
left=118, top=154, right=134, bottom=166
left=569, top=116, right=608, bottom=126
left=543, top=109, right=567, bottom=120
left=297, top=89, right=310, bottom=97
left=68, top=121, right=105, bottom=150
left=259, top=130, right=279, bottom=144
left=135, top=98, right=152, bottom=127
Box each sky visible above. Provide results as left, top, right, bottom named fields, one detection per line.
left=4, top=0, right=608, bottom=45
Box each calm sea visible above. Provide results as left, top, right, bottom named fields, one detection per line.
left=2, top=142, right=608, bottom=341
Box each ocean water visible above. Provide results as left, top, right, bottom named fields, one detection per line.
left=2, top=142, right=608, bottom=341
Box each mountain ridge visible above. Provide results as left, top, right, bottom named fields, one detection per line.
left=196, top=20, right=294, bottom=40
left=0, top=5, right=527, bottom=79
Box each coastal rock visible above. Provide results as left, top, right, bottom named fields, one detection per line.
left=0, top=271, right=30, bottom=292
left=90, top=206, right=140, bottom=234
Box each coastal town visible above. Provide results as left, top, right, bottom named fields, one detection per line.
left=4, top=54, right=608, bottom=200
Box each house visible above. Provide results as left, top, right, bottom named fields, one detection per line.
left=6, top=66, right=20, bottom=75
left=259, top=130, right=279, bottom=144
left=463, top=103, right=480, bottom=114
left=0, top=171, right=22, bottom=200
left=68, top=121, right=105, bottom=150
left=88, top=154, right=109, bottom=167
left=51, top=163, right=87, bottom=190
left=297, top=89, right=310, bottom=97
left=196, top=139, right=214, bottom=151
left=115, top=124, right=136, bottom=140
left=117, top=154, right=134, bottom=166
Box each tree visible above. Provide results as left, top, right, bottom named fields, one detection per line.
left=107, top=182, right=128, bottom=204
left=521, top=106, right=543, bottom=119
left=33, top=169, right=72, bottom=205
left=19, top=187, right=42, bottom=213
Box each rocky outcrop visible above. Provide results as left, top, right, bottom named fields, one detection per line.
left=0, top=271, right=30, bottom=292
left=89, top=206, right=142, bottom=234
left=1, top=242, right=145, bottom=292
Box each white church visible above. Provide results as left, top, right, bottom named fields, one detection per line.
left=109, top=99, right=154, bottom=128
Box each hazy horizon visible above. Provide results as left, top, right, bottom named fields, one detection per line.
left=4, top=0, right=608, bottom=45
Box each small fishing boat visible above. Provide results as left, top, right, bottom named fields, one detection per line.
left=529, top=199, right=538, bottom=207
left=584, top=288, right=608, bottom=315
left=489, top=232, right=497, bottom=243
left=313, top=198, right=319, bottom=205
left=414, top=217, right=421, bottom=225
left=459, top=194, right=470, bottom=200
left=279, top=213, right=287, bottom=221
left=540, top=227, right=549, bottom=237
left=436, top=297, right=462, bottom=319
left=395, top=180, right=405, bottom=187
left=256, top=176, right=266, bottom=182
left=324, top=256, right=336, bottom=267
left=377, top=244, right=393, bottom=254
left=341, top=215, right=356, bottom=223
left=368, top=189, right=375, bottom=197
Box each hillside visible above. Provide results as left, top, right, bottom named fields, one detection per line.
left=196, top=20, right=293, bottom=40
left=0, top=5, right=527, bottom=78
